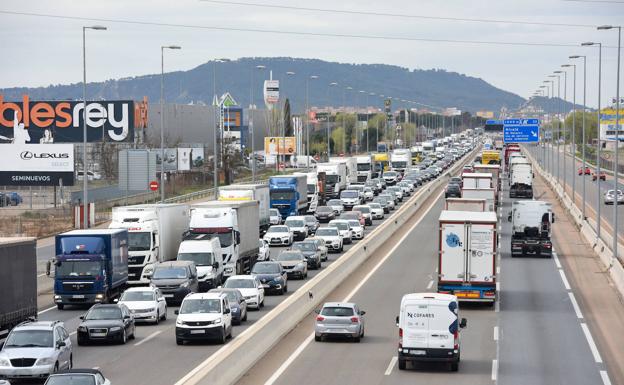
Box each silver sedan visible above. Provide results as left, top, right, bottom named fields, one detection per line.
left=315, top=302, right=365, bottom=342
left=604, top=189, right=624, bottom=205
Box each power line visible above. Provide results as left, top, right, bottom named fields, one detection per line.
left=562, top=0, right=624, bottom=3
left=202, top=0, right=599, bottom=28
left=0, top=10, right=614, bottom=48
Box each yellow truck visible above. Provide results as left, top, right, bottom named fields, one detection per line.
left=372, top=153, right=389, bottom=176
left=481, top=150, right=501, bottom=165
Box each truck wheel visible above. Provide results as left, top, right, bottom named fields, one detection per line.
left=56, top=304, right=65, bottom=310
left=398, top=358, right=407, bottom=370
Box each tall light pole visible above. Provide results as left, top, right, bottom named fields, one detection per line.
left=281, top=71, right=295, bottom=169
left=540, top=85, right=550, bottom=169
left=563, top=63, right=576, bottom=201
left=598, top=25, right=621, bottom=262
left=582, top=41, right=603, bottom=240
left=550, top=73, right=562, bottom=184
left=360, top=90, right=367, bottom=153
left=82, top=25, right=106, bottom=229
left=570, top=55, right=587, bottom=218
left=160, top=45, right=181, bottom=203
left=212, top=58, right=230, bottom=198
left=544, top=80, right=555, bottom=173
left=250, top=64, right=265, bottom=182
left=369, top=92, right=376, bottom=152
left=345, top=86, right=353, bottom=154
left=305, top=75, right=318, bottom=169
left=328, top=82, right=338, bottom=158
left=557, top=69, right=568, bottom=192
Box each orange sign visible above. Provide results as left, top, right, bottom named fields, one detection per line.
left=264, top=137, right=296, bottom=156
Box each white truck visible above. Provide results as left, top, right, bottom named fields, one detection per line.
left=437, top=210, right=498, bottom=303
left=109, top=203, right=189, bottom=284
left=188, top=200, right=259, bottom=277
left=218, top=184, right=270, bottom=233
left=509, top=200, right=554, bottom=258
left=461, top=172, right=492, bottom=189
left=390, top=149, right=411, bottom=173
left=329, top=157, right=358, bottom=185
left=294, top=171, right=325, bottom=213
left=355, top=155, right=373, bottom=182
left=445, top=198, right=486, bottom=212
left=461, top=188, right=496, bottom=211
left=177, top=236, right=224, bottom=291
left=473, top=164, right=501, bottom=191
left=422, top=141, right=435, bottom=156
left=317, top=162, right=347, bottom=198
left=509, top=163, right=533, bottom=198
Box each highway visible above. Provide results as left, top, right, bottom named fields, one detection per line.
left=236, top=160, right=610, bottom=385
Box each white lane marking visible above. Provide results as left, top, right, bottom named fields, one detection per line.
left=580, top=323, right=603, bottom=363
left=70, top=331, right=76, bottom=336
left=558, top=269, right=571, bottom=290
left=491, top=359, right=498, bottom=381
left=92, top=366, right=100, bottom=370
left=600, top=370, right=612, bottom=385
left=384, top=356, right=397, bottom=376
left=496, top=266, right=500, bottom=275
left=37, top=273, right=47, bottom=278
left=568, top=292, right=584, bottom=319
left=553, top=252, right=562, bottom=269
left=135, top=330, right=163, bottom=346
left=0, top=329, right=8, bottom=337
left=426, top=280, right=434, bottom=290
left=38, top=306, right=56, bottom=315
left=496, top=281, right=501, bottom=292
left=493, top=326, right=499, bottom=341
left=263, top=190, right=445, bottom=385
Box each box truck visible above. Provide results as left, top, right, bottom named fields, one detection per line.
left=177, top=236, right=224, bottom=291
left=269, top=175, right=308, bottom=218
left=509, top=163, right=533, bottom=198
left=437, top=211, right=497, bottom=303
left=0, top=237, right=36, bottom=330
left=461, top=173, right=492, bottom=189
left=461, top=188, right=496, bottom=211
left=473, top=164, right=501, bottom=190
left=509, top=200, right=554, bottom=258
left=294, top=171, right=326, bottom=213
left=390, top=149, right=411, bottom=173
left=355, top=155, right=373, bottom=182
left=317, top=162, right=347, bottom=198
left=445, top=198, right=486, bottom=212
left=188, top=201, right=259, bottom=276
left=329, top=157, right=358, bottom=185
left=219, top=184, right=270, bottom=232
left=49, top=229, right=128, bottom=309
left=109, top=204, right=189, bottom=284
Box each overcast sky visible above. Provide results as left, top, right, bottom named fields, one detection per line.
left=0, top=0, right=622, bottom=109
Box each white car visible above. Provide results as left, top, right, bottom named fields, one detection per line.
left=363, top=187, right=375, bottom=201
left=284, top=216, right=309, bottom=241
left=368, top=203, right=385, bottom=220
left=118, top=286, right=167, bottom=324
left=269, top=208, right=282, bottom=225
left=263, top=225, right=294, bottom=246
left=314, top=227, right=344, bottom=253
left=346, top=219, right=365, bottom=239
left=398, top=181, right=414, bottom=194
left=223, top=275, right=265, bottom=309
left=329, top=220, right=353, bottom=244
left=379, top=193, right=396, bottom=209
left=340, top=190, right=361, bottom=210
left=175, top=292, right=233, bottom=345
left=258, top=239, right=270, bottom=261
left=326, top=199, right=345, bottom=215
left=388, top=187, right=404, bottom=201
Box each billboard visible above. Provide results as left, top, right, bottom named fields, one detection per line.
left=599, top=106, right=624, bottom=141
left=0, top=143, right=74, bottom=186
left=263, top=80, right=280, bottom=108
left=178, top=148, right=191, bottom=171
left=190, top=147, right=204, bottom=168
left=156, top=148, right=178, bottom=172
left=118, top=149, right=156, bottom=191
left=0, top=95, right=135, bottom=143
left=264, top=137, right=296, bottom=156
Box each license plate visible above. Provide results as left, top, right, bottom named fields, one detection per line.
left=72, top=294, right=85, bottom=299
left=411, top=350, right=426, bottom=355
left=163, top=294, right=174, bottom=298
left=128, top=273, right=136, bottom=277
left=262, top=284, right=270, bottom=288
left=90, top=333, right=106, bottom=337
left=190, top=329, right=205, bottom=334
left=456, top=291, right=480, bottom=298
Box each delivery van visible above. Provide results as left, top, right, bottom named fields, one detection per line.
left=395, top=293, right=467, bottom=371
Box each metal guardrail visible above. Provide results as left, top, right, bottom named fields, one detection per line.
left=163, top=178, right=270, bottom=204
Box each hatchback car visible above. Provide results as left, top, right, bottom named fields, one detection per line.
left=314, top=227, right=343, bottom=253
left=604, top=189, right=624, bottom=205
left=592, top=170, right=606, bottom=181
left=352, top=205, right=373, bottom=226
left=284, top=216, right=309, bottom=241
left=292, top=241, right=322, bottom=269
left=117, top=286, right=167, bottom=324
left=175, top=292, right=233, bottom=345
left=208, top=288, right=248, bottom=324
left=44, top=369, right=110, bottom=385
left=303, top=215, right=320, bottom=234
left=346, top=220, right=365, bottom=240
left=258, top=239, right=270, bottom=261
left=223, top=275, right=265, bottom=309
left=0, top=321, right=73, bottom=381
left=368, top=202, right=385, bottom=219
left=378, top=193, right=396, bottom=210
left=326, top=199, right=345, bottom=215
left=341, top=210, right=365, bottom=227
left=445, top=183, right=462, bottom=198
left=306, top=237, right=329, bottom=261
left=276, top=250, right=308, bottom=279
left=269, top=208, right=282, bottom=225
left=578, top=166, right=591, bottom=175
left=250, top=261, right=288, bottom=295
left=263, top=225, right=294, bottom=246
left=382, top=171, right=400, bottom=185
left=314, top=302, right=366, bottom=342
left=77, top=304, right=136, bottom=345
left=372, top=197, right=390, bottom=213
left=363, top=187, right=375, bottom=201
left=314, top=206, right=336, bottom=223
left=150, top=261, right=199, bottom=305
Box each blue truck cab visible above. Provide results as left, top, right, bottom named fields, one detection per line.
left=50, top=229, right=128, bottom=310
left=269, top=175, right=307, bottom=219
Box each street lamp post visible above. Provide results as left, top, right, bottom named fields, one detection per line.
left=562, top=63, right=576, bottom=202
left=283, top=71, right=296, bottom=168
left=328, top=82, right=338, bottom=158
left=369, top=92, right=376, bottom=152
left=160, top=45, right=181, bottom=203
left=212, top=58, right=230, bottom=198
left=360, top=90, right=367, bottom=153
left=540, top=85, right=550, bottom=169
left=550, top=73, right=561, bottom=184
left=570, top=55, right=588, bottom=218
left=305, top=75, right=318, bottom=169
left=250, top=64, right=266, bottom=182
left=557, top=69, right=568, bottom=192
left=82, top=25, right=106, bottom=229
left=544, top=80, right=554, bottom=173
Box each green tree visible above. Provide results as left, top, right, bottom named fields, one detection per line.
left=564, top=110, right=599, bottom=146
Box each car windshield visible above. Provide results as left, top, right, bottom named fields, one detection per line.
left=152, top=267, right=188, bottom=279
left=55, top=260, right=102, bottom=278
left=121, top=291, right=155, bottom=302
left=177, top=252, right=214, bottom=266
left=316, top=228, right=338, bottom=236
left=369, top=203, right=381, bottom=209
left=285, top=220, right=304, bottom=227
left=252, top=263, right=281, bottom=274
left=210, top=290, right=239, bottom=302
left=224, top=278, right=255, bottom=289
left=354, top=206, right=370, bottom=213
left=277, top=252, right=303, bottom=261
left=317, top=207, right=332, bottom=213
left=45, top=375, right=96, bottom=385
left=86, top=307, right=122, bottom=320
left=341, top=191, right=359, bottom=198
left=180, top=298, right=221, bottom=314
left=268, top=226, right=289, bottom=233
left=128, top=232, right=151, bottom=251
left=348, top=220, right=360, bottom=227
left=270, top=209, right=280, bottom=216
left=325, top=174, right=339, bottom=184
left=307, top=184, right=316, bottom=194
left=321, top=307, right=355, bottom=316
left=331, top=222, right=349, bottom=230
left=385, top=172, right=397, bottom=177
left=4, top=330, right=54, bottom=348
left=304, top=217, right=317, bottom=225
left=293, top=242, right=316, bottom=251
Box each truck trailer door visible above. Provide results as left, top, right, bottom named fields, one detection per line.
left=467, top=224, right=495, bottom=283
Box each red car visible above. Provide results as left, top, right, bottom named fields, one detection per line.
left=578, top=167, right=591, bottom=175
left=592, top=171, right=606, bottom=181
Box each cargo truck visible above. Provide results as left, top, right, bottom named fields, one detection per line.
left=294, top=171, right=326, bottom=213
left=473, top=164, right=501, bottom=190
left=509, top=163, right=533, bottom=198
left=187, top=201, right=259, bottom=276
left=109, top=204, right=189, bottom=284
left=329, top=157, right=358, bottom=185
left=509, top=201, right=554, bottom=258
left=355, top=155, right=372, bottom=182
left=269, top=175, right=308, bottom=218
left=317, top=163, right=347, bottom=198
left=0, top=237, right=36, bottom=331
left=461, top=173, right=492, bottom=189
left=390, top=149, right=411, bottom=173
left=445, top=198, right=486, bottom=212
left=481, top=150, right=500, bottom=165
left=504, top=144, right=521, bottom=167
left=461, top=188, right=496, bottom=211
left=48, top=229, right=128, bottom=310
left=437, top=210, right=498, bottom=303
left=219, top=184, right=270, bottom=232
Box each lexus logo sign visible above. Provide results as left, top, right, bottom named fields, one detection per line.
left=20, top=151, right=70, bottom=160
left=0, top=143, right=75, bottom=186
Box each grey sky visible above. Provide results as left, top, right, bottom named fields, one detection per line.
left=0, top=0, right=622, bottom=109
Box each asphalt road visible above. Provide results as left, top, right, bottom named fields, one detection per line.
left=236, top=160, right=609, bottom=385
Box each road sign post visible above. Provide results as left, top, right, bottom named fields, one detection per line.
left=503, top=119, right=540, bottom=143
left=149, top=180, right=159, bottom=191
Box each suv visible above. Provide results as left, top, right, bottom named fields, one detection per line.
left=175, top=292, right=233, bottom=345
left=150, top=261, right=199, bottom=305
left=0, top=320, right=73, bottom=381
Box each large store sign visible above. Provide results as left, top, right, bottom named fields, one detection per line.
left=0, top=143, right=74, bottom=186
left=0, top=95, right=135, bottom=143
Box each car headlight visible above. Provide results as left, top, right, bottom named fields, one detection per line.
left=143, top=265, right=154, bottom=275
left=110, top=326, right=122, bottom=332
left=296, top=263, right=305, bottom=269
left=36, top=357, right=56, bottom=366
left=176, top=318, right=184, bottom=326
left=78, top=326, right=87, bottom=332
left=274, top=276, right=283, bottom=282
left=213, top=317, right=222, bottom=324
left=180, top=281, right=190, bottom=288
left=0, top=357, right=11, bottom=366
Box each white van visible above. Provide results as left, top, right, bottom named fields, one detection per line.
left=176, top=236, right=224, bottom=291
left=396, top=293, right=467, bottom=371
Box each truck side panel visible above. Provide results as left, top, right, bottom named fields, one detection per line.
left=0, top=238, right=37, bottom=330
left=159, top=205, right=190, bottom=263
left=110, top=232, right=129, bottom=289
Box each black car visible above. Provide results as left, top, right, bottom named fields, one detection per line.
left=445, top=183, right=462, bottom=198
left=251, top=261, right=288, bottom=295
left=315, top=206, right=335, bottom=223
left=150, top=261, right=199, bottom=304
left=304, top=215, right=320, bottom=234
left=208, top=288, right=248, bottom=325
left=77, top=304, right=136, bottom=345
left=449, top=176, right=463, bottom=187
left=291, top=241, right=322, bottom=269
